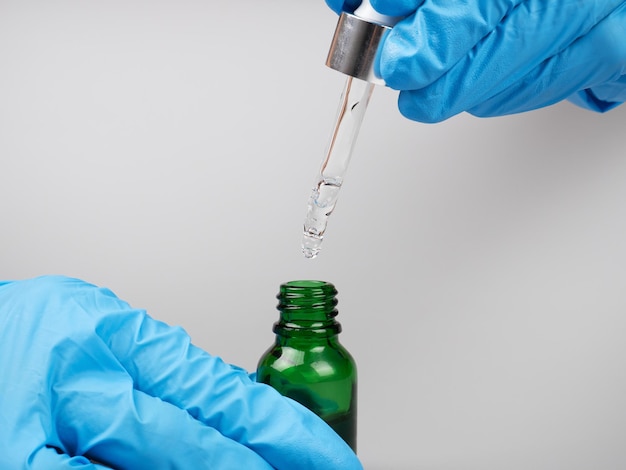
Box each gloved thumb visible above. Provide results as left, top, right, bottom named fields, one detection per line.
left=47, top=323, right=274, bottom=469
left=55, top=381, right=274, bottom=469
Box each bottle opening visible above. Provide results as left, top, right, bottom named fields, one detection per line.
left=279, top=281, right=338, bottom=303
left=284, top=280, right=328, bottom=288
left=276, top=280, right=340, bottom=327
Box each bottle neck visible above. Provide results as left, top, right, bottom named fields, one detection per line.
left=273, top=280, right=342, bottom=339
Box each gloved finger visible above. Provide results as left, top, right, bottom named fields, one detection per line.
left=379, top=0, right=525, bottom=90
left=467, top=4, right=626, bottom=117
left=370, top=0, right=423, bottom=18
left=27, top=447, right=109, bottom=469
left=392, top=0, right=625, bottom=122
left=73, top=281, right=361, bottom=470
left=381, top=0, right=624, bottom=94
left=325, top=0, right=362, bottom=15
left=55, top=377, right=274, bottom=470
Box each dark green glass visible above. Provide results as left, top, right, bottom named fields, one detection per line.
left=256, top=280, right=358, bottom=452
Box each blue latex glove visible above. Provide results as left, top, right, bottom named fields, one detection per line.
left=325, top=0, right=626, bottom=122
left=0, top=276, right=362, bottom=470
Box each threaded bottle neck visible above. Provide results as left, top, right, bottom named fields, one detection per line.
left=273, top=280, right=342, bottom=337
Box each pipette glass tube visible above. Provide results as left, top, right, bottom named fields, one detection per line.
left=302, top=76, right=374, bottom=259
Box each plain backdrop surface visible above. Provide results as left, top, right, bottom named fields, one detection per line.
left=2, top=1, right=626, bottom=469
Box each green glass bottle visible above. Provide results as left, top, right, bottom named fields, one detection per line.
left=256, top=280, right=358, bottom=452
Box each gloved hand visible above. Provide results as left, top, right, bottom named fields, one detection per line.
left=325, top=0, right=626, bottom=122
left=0, top=276, right=362, bottom=470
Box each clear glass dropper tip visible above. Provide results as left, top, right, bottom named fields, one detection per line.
left=302, top=232, right=322, bottom=259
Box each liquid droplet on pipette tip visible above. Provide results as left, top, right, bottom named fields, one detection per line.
left=302, top=231, right=322, bottom=259
left=301, top=179, right=342, bottom=259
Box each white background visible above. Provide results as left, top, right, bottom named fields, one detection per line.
left=2, top=1, right=626, bottom=469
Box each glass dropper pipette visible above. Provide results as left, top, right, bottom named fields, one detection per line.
left=302, top=76, right=374, bottom=259
left=302, top=1, right=399, bottom=258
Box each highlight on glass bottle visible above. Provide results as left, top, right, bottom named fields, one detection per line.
left=256, top=280, right=358, bottom=452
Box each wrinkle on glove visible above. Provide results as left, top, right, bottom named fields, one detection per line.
left=0, top=276, right=362, bottom=470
